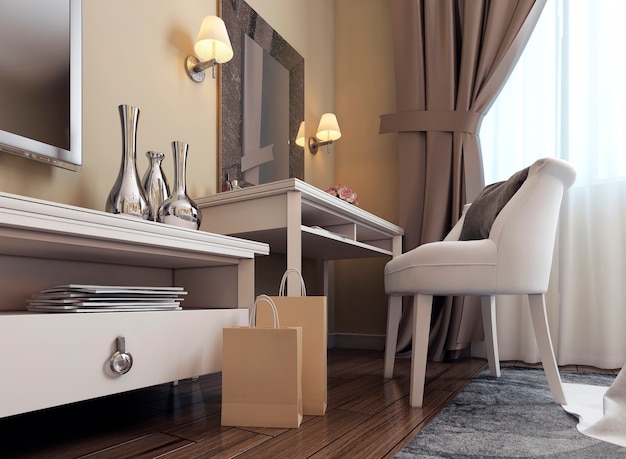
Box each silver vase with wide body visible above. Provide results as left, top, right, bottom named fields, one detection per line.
left=105, top=104, right=150, bottom=219
left=142, top=151, right=170, bottom=221
left=157, top=141, right=201, bottom=229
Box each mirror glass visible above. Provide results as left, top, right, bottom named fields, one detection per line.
left=0, top=0, right=82, bottom=170
left=221, top=0, right=304, bottom=188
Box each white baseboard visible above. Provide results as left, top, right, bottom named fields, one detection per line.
left=328, top=333, right=386, bottom=351
left=328, top=335, right=487, bottom=355
left=328, top=336, right=488, bottom=356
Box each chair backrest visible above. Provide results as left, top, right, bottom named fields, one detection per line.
left=488, top=157, right=576, bottom=293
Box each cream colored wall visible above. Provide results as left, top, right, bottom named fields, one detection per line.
left=0, top=0, right=336, bottom=206
left=333, top=0, right=398, bottom=337
left=247, top=0, right=337, bottom=191
left=82, top=0, right=220, bottom=206
left=0, top=0, right=394, bottom=341
left=0, top=0, right=219, bottom=209
left=225, top=1, right=392, bottom=339
left=242, top=0, right=338, bottom=331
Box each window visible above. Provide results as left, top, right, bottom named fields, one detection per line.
left=480, top=0, right=626, bottom=185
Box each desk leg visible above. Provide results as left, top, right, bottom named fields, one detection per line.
left=384, top=295, right=402, bottom=379
left=384, top=234, right=404, bottom=378
left=238, top=257, right=254, bottom=314
left=322, top=260, right=329, bottom=296
left=286, top=191, right=302, bottom=296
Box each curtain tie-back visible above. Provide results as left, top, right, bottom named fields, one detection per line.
left=379, top=110, right=483, bottom=135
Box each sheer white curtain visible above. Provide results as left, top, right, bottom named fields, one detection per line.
left=480, top=0, right=626, bottom=369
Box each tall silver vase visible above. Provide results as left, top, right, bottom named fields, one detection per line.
left=105, top=104, right=150, bottom=219
left=142, top=151, right=170, bottom=222
left=157, top=141, right=202, bottom=229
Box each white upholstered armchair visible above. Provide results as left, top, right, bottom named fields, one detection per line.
left=384, top=157, right=576, bottom=407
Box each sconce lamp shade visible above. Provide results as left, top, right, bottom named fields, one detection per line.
left=295, top=121, right=306, bottom=147
left=186, top=15, right=233, bottom=82
left=309, top=113, right=341, bottom=154
left=194, top=16, right=233, bottom=63
left=316, top=113, right=342, bottom=142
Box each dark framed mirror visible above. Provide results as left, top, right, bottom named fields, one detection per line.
left=220, top=0, right=304, bottom=189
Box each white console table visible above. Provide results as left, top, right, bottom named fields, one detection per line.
left=0, top=192, right=268, bottom=418
left=195, top=178, right=404, bottom=296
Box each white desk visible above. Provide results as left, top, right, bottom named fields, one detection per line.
left=195, top=178, right=404, bottom=296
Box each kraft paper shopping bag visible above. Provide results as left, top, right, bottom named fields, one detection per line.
left=221, top=295, right=303, bottom=428
left=256, top=268, right=328, bottom=415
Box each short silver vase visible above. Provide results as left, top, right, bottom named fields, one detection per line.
left=142, top=151, right=170, bottom=222
left=157, top=141, right=202, bottom=229
left=105, top=104, right=150, bottom=219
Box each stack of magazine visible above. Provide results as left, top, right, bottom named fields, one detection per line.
left=27, top=284, right=187, bottom=313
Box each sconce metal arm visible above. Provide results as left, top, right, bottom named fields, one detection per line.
left=185, top=56, right=221, bottom=82
left=308, top=137, right=334, bottom=154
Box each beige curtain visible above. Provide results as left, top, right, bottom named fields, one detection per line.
left=380, top=0, right=547, bottom=361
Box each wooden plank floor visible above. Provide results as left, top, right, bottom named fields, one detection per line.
left=0, top=349, right=487, bottom=458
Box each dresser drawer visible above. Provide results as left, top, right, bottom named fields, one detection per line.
left=0, top=308, right=247, bottom=418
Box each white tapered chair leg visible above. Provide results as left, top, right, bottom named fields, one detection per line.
left=528, top=293, right=566, bottom=404
left=480, top=295, right=501, bottom=377
left=384, top=295, right=402, bottom=379
left=410, top=294, right=433, bottom=408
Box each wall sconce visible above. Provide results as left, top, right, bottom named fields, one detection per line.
left=185, top=16, right=233, bottom=82
left=309, top=113, right=341, bottom=154
left=295, top=121, right=306, bottom=147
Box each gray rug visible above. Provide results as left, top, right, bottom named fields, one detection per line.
left=396, top=367, right=626, bottom=458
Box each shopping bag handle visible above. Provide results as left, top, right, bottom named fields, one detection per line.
left=250, top=294, right=280, bottom=328
left=279, top=268, right=307, bottom=296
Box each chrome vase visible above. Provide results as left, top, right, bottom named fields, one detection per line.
left=105, top=104, right=150, bottom=219
left=157, top=141, right=202, bottom=229
left=142, top=151, right=170, bottom=222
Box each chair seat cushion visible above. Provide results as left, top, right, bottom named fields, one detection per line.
left=459, top=167, right=529, bottom=241
left=384, top=239, right=498, bottom=295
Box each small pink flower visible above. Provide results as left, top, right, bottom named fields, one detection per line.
left=325, top=184, right=359, bottom=206
left=337, top=186, right=353, bottom=200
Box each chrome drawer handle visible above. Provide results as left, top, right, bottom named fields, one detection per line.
left=109, top=336, right=133, bottom=375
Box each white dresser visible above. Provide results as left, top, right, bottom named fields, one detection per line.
left=0, top=192, right=268, bottom=418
